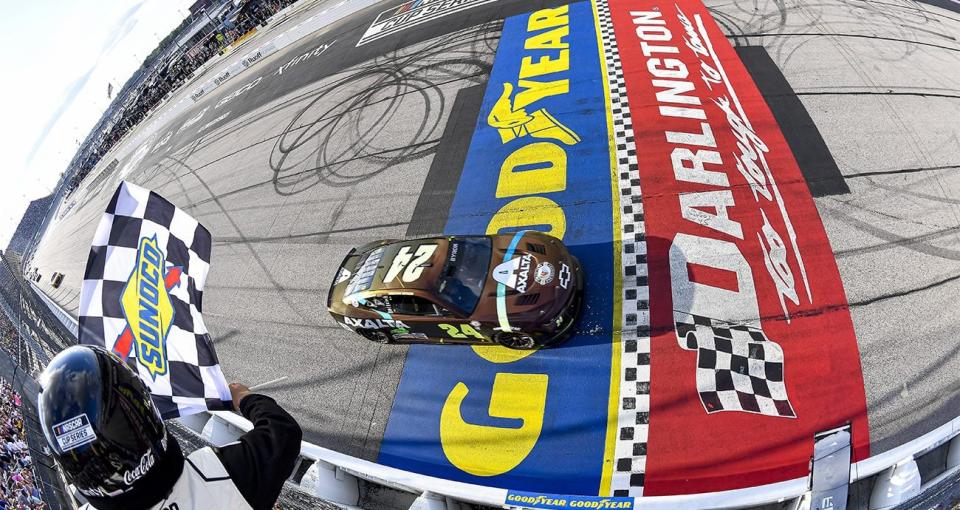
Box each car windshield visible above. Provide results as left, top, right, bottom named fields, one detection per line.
left=436, top=238, right=491, bottom=315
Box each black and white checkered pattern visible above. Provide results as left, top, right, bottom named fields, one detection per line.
left=675, top=313, right=795, bottom=418
left=595, top=0, right=650, bottom=497
left=79, top=181, right=231, bottom=419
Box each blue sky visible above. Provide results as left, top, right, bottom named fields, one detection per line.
left=0, top=0, right=194, bottom=248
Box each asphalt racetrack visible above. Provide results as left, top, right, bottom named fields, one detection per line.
left=29, top=0, right=960, bottom=498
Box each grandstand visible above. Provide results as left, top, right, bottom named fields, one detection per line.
left=0, top=377, right=43, bottom=508
left=4, top=196, right=52, bottom=257
left=0, top=287, right=71, bottom=510
left=54, top=0, right=294, bottom=203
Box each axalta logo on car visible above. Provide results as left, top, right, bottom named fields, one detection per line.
left=493, top=254, right=533, bottom=293
left=344, top=317, right=409, bottom=330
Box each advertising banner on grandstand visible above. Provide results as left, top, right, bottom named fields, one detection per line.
left=78, top=182, right=231, bottom=419
left=604, top=0, right=869, bottom=493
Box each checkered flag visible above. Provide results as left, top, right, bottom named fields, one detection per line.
left=79, top=181, right=231, bottom=419
left=675, top=313, right=795, bottom=418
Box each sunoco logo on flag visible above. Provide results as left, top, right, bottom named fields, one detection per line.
left=119, top=235, right=179, bottom=380
left=79, top=181, right=231, bottom=419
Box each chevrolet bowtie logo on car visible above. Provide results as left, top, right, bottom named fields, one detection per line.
left=118, top=235, right=181, bottom=380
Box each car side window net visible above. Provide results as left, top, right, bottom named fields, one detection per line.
left=389, top=295, right=449, bottom=317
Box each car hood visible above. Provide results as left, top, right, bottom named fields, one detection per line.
left=474, top=232, right=577, bottom=326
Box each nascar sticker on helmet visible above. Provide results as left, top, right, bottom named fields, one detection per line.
left=381, top=2, right=616, bottom=493
left=52, top=414, right=98, bottom=452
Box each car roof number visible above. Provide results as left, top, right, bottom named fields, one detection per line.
left=384, top=244, right=437, bottom=283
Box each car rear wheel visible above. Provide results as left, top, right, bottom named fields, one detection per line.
left=495, top=332, right=537, bottom=350
left=359, top=329, right=392, bottom=344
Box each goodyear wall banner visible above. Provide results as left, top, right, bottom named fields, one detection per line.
left=380, top=2, right=617, bottom=494
left=604, top=0, right=870, bottom=494
left=79, top=181, right=232, bottom=419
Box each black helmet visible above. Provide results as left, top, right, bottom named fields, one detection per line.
left=38, top=345, right=172, bottom=499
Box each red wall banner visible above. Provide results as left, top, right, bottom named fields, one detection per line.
left=606, top=0, right=870, bottom=494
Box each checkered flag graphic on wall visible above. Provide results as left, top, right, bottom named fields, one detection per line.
left=79, top=181, right=231, bottom=419
left=675, top=313, right=796, bottom=418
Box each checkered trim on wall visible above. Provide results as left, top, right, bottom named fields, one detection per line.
left=596, top=0, right=650, bottom=497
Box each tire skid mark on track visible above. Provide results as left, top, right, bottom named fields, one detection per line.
left=211, top=220, right=411, bottom=245
left=149, top=22, right=500, bottom=189
left=177, top=139, right=440, bottom=210
left=160, top=146, right=318, bottom=326
left=51, top=23, right=501, bottom=261
left=154, top=68, right=489, bottom=189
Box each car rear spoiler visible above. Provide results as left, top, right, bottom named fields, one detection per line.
left=326, top=240, right=394, bottom=308
left=327, top=247, right=358, bottom=308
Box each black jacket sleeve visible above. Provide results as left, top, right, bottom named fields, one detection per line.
left=214, top=394, right=303, bottom=510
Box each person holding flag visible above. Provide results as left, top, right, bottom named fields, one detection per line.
left=36, top=182, right=302, bottom=508
left=37, top=345, right=302, bottom=509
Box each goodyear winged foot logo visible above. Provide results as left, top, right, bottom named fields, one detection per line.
left=116, top=235, right=182, bottom=380
left=488, top=82, right=581, bottom=146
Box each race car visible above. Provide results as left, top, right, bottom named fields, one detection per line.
left=327, top=231, right=584, bottom=349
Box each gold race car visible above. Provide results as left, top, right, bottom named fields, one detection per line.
left=327, top=231, right=584, bottom=349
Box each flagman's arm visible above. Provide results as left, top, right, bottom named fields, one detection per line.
left=214, top=383, right=303, bottom=510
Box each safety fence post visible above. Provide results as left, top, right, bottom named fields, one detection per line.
left=947, top=434, right=960, bottom=469
left=177, top=413, right=211, bottom=434
left=410, top=491, right=461, bottom=510
left=868, top=458, right=921, bottom=509
left=200, top=415, right=244, bottom=445
left=299, top=459, right=360, bottom=506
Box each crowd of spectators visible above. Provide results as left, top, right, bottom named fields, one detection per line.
left=64, top=0, right=299, bottom=197
left=0, top=312, right=16, bottom=364
left=0, top=378, right=44, bottom=509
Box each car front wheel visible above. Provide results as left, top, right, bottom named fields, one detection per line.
left=359, top=329, right=392, bottom=344
left=495, top=332, right=537, bottom=350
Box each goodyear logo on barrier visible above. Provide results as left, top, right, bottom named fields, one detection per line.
left=119, top=236, right=179, bottom=379
left=505, top=491, right=634, bottom=509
